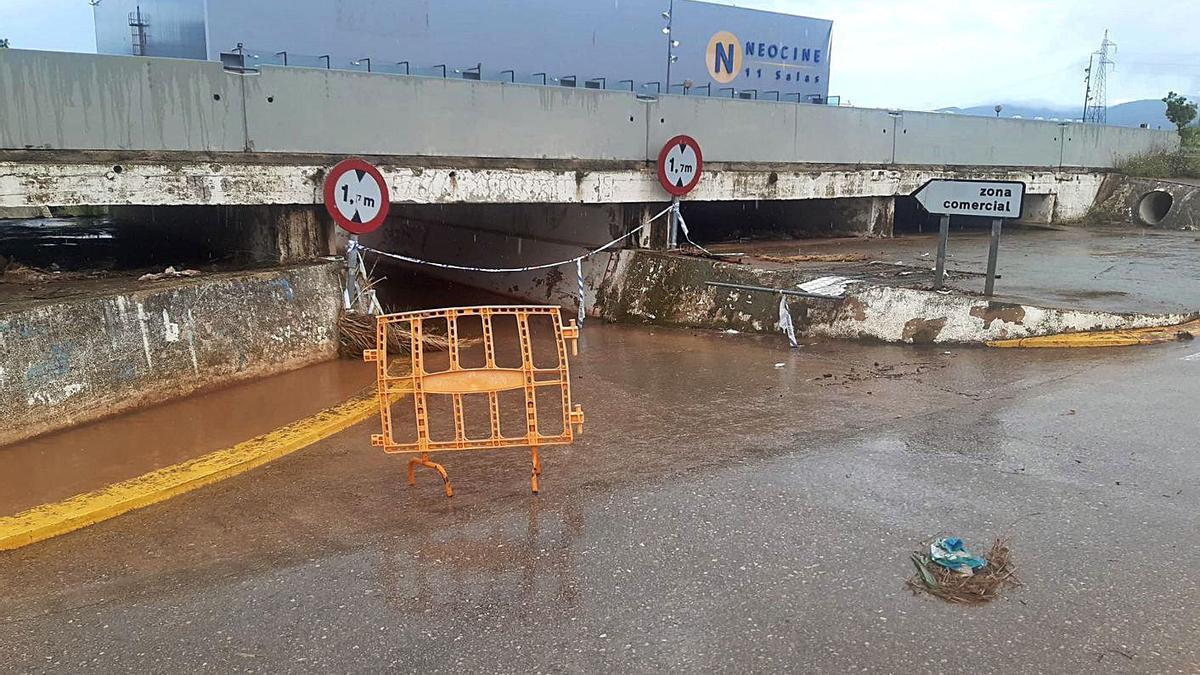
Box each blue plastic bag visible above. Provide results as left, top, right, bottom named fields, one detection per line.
left=930, top=537, right=987, bottom=574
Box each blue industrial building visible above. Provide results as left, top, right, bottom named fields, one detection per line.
left=92, top=0, right=833, bottom=100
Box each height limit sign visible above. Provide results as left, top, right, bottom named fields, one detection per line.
left=657, top=135, right=703, bottom=196
left=324, top=158, right=390, bottom=235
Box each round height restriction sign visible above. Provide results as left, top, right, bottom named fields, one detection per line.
left=657, top=134, right=703, bottom=196
left=323, top=158, right=390, bottom=235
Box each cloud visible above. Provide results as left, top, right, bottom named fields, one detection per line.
left=714, top=0, right=1199, bottom=109
left=2, top=0, right=1194, bottom=110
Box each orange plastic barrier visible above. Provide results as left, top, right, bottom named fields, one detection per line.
left=364, top=305, right=584, bottom=497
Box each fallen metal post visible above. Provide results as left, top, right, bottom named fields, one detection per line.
left=705, top=281, right=844, bottom=300
left=985, top=217, right=1003, bottom=296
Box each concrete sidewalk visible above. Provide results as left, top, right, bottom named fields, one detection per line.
left=710, top=225, right=1200, bottom=315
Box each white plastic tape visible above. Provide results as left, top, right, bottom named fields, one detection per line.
left=778, top=296, right=798, bottom=348
left=355, top=204, right=673, bottom=274
left=576, top=258, right=586, bottom=326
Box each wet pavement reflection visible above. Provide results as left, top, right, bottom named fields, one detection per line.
left=2, top=322, right=1199, bottom=671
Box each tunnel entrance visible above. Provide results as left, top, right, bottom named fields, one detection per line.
left=359, top=201, right=646, bottom=312
left=1, top=205, right=328, bottom=274
left=0, top=205, right=331, bottom=309
left=893, top=196, right=940, bottom=234
left=676, top=197, right=896, bottom=245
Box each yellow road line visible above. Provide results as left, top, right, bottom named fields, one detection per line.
left=987, top=319, right=1200, bottom=349
left=0, top=385, right=404, bottom=551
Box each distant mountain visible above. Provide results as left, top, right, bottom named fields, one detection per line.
left=936, top=96, right=1200, bottom=130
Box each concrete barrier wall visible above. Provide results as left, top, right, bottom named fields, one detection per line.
left=649, top=96, right=896, bottom=164
left=242, top=67, right=647, bottom=159
left=1060, top=123, right=1176, bottom=168
left=0, top=262, right=341, bottom=445
left=0, top=50, right=245, bottom=152
left=0, top=49, right=1178, bottom=167
left=894, top=112, right=1062, bottom=167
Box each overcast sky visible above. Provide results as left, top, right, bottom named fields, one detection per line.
left=2, top=0, right=1197, bottom=110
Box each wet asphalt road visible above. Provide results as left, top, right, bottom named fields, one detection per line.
left=2, top=324, right=1199, bottom=673
left=714, top=225, right=1200, bottom=315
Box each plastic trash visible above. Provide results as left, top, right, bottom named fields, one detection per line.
left=777, top=296, right=798, bottom=348
left=930, top=537, right=987, bottom=575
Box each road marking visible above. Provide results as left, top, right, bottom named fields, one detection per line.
left=1183, top=352, right=1200, bottom=361
left=0, top=384, right=406, bottom=551
left=987, top=319, right=1200, bottom=349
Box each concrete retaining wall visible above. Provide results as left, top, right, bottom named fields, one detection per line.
left=1091, top=176, right=1200, bottom=230
left=0, top=262, right=341, bottom=445
left=588, top=251, right=1194, bottom=344
left=0, top=49, right=1177, bottom=168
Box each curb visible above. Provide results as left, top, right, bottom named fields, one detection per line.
left=987, top=319, right=1200, bottom=348
left=0, top=386, right=400, bottom=551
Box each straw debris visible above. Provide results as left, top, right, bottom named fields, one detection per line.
left=338, top=312, right=456, bottom=358
left=755, top=253, right=870, bottom=263
left=906, top=538, right=1019, bottom=605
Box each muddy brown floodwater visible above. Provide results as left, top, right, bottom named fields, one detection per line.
left=5, top=320, right=1200, bottom=672
left=0, top=359, right=374, bottom=515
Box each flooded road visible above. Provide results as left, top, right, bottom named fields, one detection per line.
left=2, top=322, right=1199, bottom=671
left=0, top=359, right=373, bottom=514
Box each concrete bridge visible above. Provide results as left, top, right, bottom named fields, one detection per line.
left=0, top=47, right=1186, bottom=445
left=0, top=49, right=1176, bottom=236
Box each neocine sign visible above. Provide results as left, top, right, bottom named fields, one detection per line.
left=913, top=180, right=1027, bottom=219
left=705, top=22, right=831, bottom=90
left=744, top=43, right=822, bottom=63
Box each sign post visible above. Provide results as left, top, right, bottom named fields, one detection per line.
left=656, top=134, right=703, bottom=249
left=912, top=179, right=1025, bottom=296
left=323, top=159, right=391, bottom=310
left=985, top=218, right=1003, bottom=296
left=933, top=215, right=950, bottom=290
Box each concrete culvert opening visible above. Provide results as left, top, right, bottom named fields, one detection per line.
left=1137, top=190, right=1173, bottom=225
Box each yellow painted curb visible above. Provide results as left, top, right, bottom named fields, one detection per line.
left=0, top=384, right=406, bottom=551
left=987, top=319, right=1200, bottom=349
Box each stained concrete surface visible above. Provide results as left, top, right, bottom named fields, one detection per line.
left=2, top=324, right=1200, bottom=672
left=1, top=262, right=342, bottom=446
left=711, top=224, right=1200, bottom=315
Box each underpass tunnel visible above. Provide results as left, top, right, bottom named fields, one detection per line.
left=358, top=202, right=652, bottom=312
left=677, top=197, right=898, bottom=246
left=0, top=204, right=331, bottom=276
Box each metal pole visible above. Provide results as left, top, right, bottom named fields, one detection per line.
left=664, top=0, right=675, bottom=89
left=934, top=215, right=950, bottom=290
left=346, top=234, right=360, bottom=310
left=1081, top=53, right=1094, bottom=123
left=705, top=281, right=843, bottom=300
left=984, top=218, right=1002, bottom=297
left=669, top=197, right=680, bottom=249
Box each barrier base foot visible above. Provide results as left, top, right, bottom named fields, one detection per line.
left=408, top=453, right=453, bottom=498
